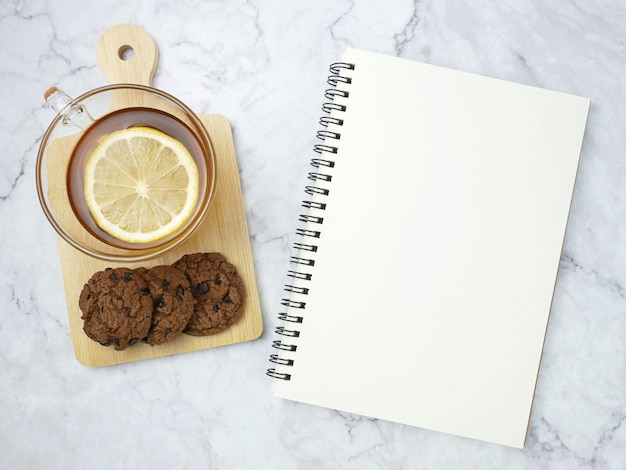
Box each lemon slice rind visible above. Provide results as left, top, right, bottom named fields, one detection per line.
left=84, top=126, right=199, bottom=244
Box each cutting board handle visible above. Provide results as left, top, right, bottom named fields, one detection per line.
left=96, top=24, right=158, bottom=86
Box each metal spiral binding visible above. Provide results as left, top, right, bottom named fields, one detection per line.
left=267, top=60, right=355, bottom=381
left=311, top=158, right=335, bottom=168
left=319, top=116, right=344, bottom=127
left=304, top=186, right=329, bottom=197
left=301, top=201, right=326, bottom=211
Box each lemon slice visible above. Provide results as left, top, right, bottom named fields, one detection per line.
left=84, top=126, right=199, bottom=244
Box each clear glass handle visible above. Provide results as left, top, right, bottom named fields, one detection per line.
left=44, top=87, right=94, bottom=130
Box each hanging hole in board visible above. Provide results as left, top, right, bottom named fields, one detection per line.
left=118, top=45, right=134, bottom=61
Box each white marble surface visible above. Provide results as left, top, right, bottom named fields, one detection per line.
left=1, top=0, right=624, bottom=468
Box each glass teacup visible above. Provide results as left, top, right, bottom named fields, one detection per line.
left=36, top=84, right=217, bottom=262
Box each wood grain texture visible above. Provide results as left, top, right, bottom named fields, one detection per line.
left=96, top=24, right=158, bottom=86
left=48, top=24, right=263, bottom=366
left=57, top=113, right=263, bottom=366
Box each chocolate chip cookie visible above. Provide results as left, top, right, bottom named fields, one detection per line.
left=172, top=253, right=245, bottom=336
left=142, top=265, right=195, bottom=346
left=79, top=267, right=153, bottom=351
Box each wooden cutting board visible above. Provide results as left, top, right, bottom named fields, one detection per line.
left=50, top=24, right=263, bottom=366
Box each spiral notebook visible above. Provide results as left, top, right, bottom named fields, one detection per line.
left=267, top=48, right=590, bottom=448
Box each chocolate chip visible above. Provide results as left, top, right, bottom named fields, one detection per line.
left=125, top=307, right=132, bottom=317
left=165, top=328, right=172, bottom=335
left=123, top=272, right=132, bottom=281
left=197, top=282, right=209, bottom=295
left=110, top=272, right=119, bottom=283
left=176, top=286, right=185, bottom=300
left=155, top=297, right=167, bottom=309
left=212, top=305, right=219, bottom=313
left=215, top=275, right=222, bottom=285
left=222, top=294, right=232, bottom=303
left=108, top=337, right=120, bottom=346
left=97, top=307, right=103, bottom=313
left=162, top=279, right=170, bottom=291
left=105, top=267, right=112, bottom=271
left=129, top=338, right=139, bottom=345
left=140, top=287, right=151, bottom=296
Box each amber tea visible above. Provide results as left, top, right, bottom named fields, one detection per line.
left=67, top=107, right=210, bottom=249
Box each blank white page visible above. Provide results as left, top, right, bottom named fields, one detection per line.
left=271, top=48, right=590, bottom=448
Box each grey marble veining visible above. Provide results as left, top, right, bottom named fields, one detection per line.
left=1, top=0, right=625, bottom=468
